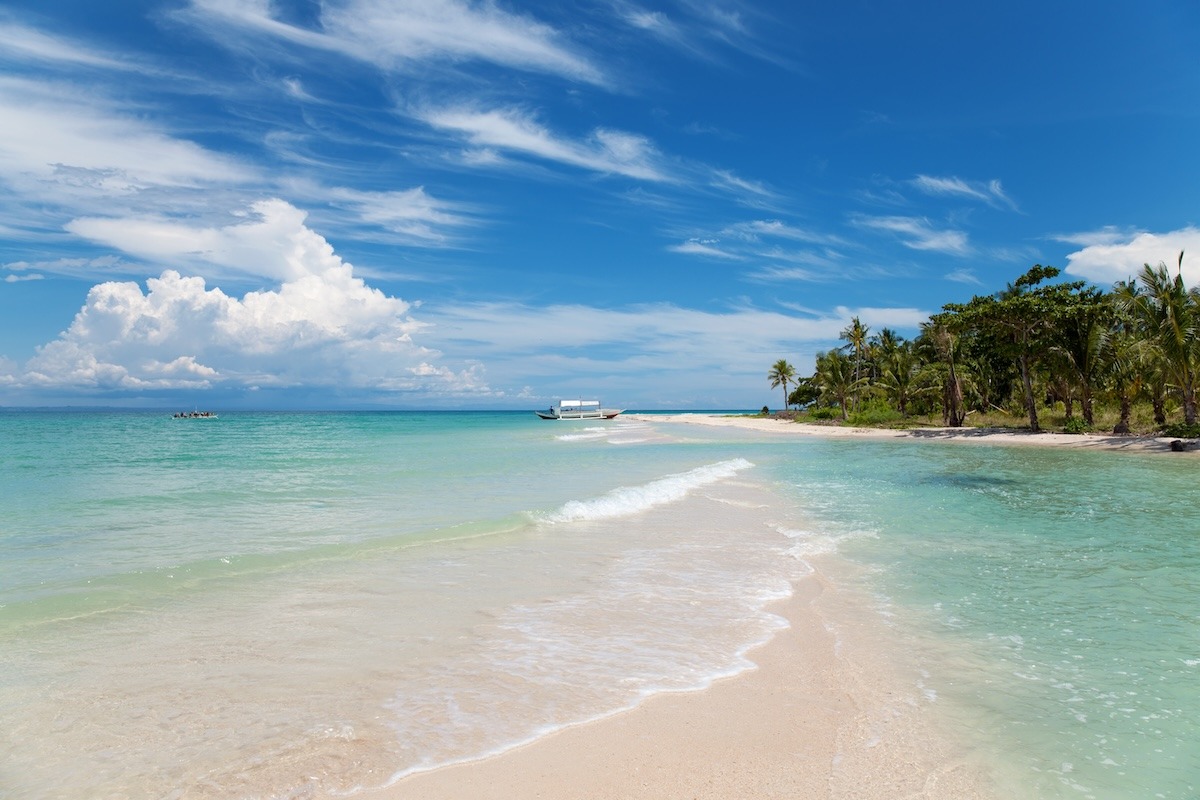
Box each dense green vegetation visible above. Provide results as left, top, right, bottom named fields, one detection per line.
left=767, top=255, right=1200, bottom=435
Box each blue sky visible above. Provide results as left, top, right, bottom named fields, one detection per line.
left=1, top=1, right=1197, bottom=409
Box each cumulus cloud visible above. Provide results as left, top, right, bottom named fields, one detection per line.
left=10, top=200, right=485, bottom=397
left=1061, top=226, right=1200, bottom=285
left=66, top=198, right=413, bottom=284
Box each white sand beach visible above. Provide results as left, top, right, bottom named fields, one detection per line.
left=373, top=573, right=995, bottom=800
left=629, top=412, right=1196, bottom=454
left=374, top=414, right=1192, bottom=800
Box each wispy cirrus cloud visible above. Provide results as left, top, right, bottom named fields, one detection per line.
left=911, top=174, right=1019, bottom=211
left=721, top=219, right=844, bottom=246
left=418, top=106, right=669, bottom=181
left=945, top=268, right=984, bottom=286
left=852, top=214, right=970, bottom=256
left=184, top=0, right=604, bottom=85
left=0, top=75, right=252, bottom=199
left=0, top=20, right=140, bottom=71
left=668, top=218, right=847, bottom=280
left=667, top=238, right=742, bottom=259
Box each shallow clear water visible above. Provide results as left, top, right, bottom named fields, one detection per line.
left=1, top=411, right=1196, bottom=799
left=772, top=438, right=1200, bottom=800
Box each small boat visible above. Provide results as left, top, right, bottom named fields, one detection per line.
left=535, top=400, right=623, bottom=420
left=172, top=411, right=219, bottom=419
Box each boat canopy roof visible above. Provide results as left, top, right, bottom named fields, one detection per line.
left=557, top=399, right=600, bottom=409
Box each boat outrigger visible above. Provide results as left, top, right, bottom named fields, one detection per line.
left=535, top=400, right=623, bottom=420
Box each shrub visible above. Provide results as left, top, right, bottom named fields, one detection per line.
left=1161, top=422, right=1200, bottom=439
left=847, top=400, right=903, bottom=427
left=1062, top=417, right=1092, bottom=435
left=807, top=406, right=839, bottom=420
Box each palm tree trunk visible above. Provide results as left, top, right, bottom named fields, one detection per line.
left=1019, top=354, right=1039, bottom=431
left=1153, top=391, right=1167, bottom=427
left=1113, top=392, right=1132, bottom=435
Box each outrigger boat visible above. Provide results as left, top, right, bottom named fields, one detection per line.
left=535, top=399, right=623, bottom=420
left=172, top=410, right=218, bottom=419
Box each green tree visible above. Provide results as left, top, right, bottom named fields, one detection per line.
left=814, top=349, right=866, bottom=420
left=876, top=344, right=921, bottom=415
left=839, top=316, right=870, bottom=410
left=919, top=317, right=967, bottom=427
left=1115, top=252, right=1200, bottom=425
left=1052, top=286, right=1113, bottom=426
left=788, top=377, right=821, bottom=409
left=767, top=359, right=797, bottom=411
left=943, top=265, right=1085, bottom=432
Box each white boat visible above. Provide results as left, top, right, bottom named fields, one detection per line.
left=534, top=399, right=623, bottom=420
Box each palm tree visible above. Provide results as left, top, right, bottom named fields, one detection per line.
left=919, top=318, right=966, bottom=427
left=1050, top=287, right=1110, bottom=426
left=814, top=349, right=865, bottom=420
left=877, top=344, right=920, bottom=416
left=767, top=359, right=796, bottom=411
left=1101, top=323, right=1145, bottom=435
left=1116, top=252, right=1200, bottom=425
left=839, top=316, right=870, bottom=411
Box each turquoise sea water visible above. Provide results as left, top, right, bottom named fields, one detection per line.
left=1, top=411, right=1196, bottom=798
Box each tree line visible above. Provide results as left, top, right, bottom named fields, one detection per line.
left=768, top=253, right=1200, bottom=434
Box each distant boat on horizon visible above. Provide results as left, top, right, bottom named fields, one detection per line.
left=534, top=400, right=623, bottom=420
left=172, top=410, right=218, bottom=419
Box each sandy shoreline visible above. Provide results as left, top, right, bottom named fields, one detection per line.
left=365, top=414, right=1185, bottom=800
left=371, top=571, right=995, bottom=800
left=629, top=412, right=1196, bottom=454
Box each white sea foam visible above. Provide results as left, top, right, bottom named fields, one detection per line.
left=544, top=458, right=754, bottom=523
left=555, top=428, right=610, bottom=442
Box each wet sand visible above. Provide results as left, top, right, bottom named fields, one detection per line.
left=364, top=414, right=1188, bottom=800
left=373, top=571, right=995, bottom=800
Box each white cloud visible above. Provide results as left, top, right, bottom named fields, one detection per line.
left=945, top=269, right=983, bottom=286
left=912, top=174, right=1018, bottom=211
left=334, top=187, right=473, bottom=241
left=1062, top=226, right=1200, bottom=285
left=10, top=201, right=484, bottom=397
left=0, top=76, right=251, bottom=197
left=853, top=215, right=970, bottom=255
left=711, top=169, right=774, bottom=199
left=668, top=238, right=740, bottom=259
left=417, top=300, right=931, bottom=406
left=0, top=20, right=139, bottom=71
left=67, top=200, right=340, bottom=283
left=722, top=219, right=842, bottom=246
left=419, top=106, right=668, bottom=180
left=186, top=0, right=603, bottom=84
